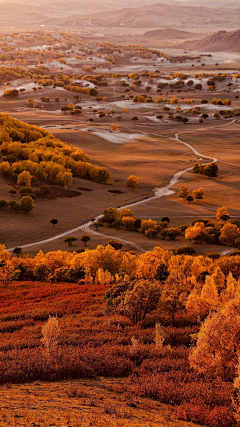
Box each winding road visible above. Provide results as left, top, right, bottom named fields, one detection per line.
left=6, top=119, right=237, bottom=253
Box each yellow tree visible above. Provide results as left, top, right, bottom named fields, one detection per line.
left=216, top=206, right=230, bottom=221
left=136, top=249, right=165, bottom=280
left=178, top=185, right=189, bottom=199
left=20, top=195, right=34, bottom=213
left=200, top=275, right=219, bottom=313
left=219, top=223, right=240, bottom=246
left=0, top=161, right=10, bottom=174
left=185, top=222, right=206, bottom=241
left=190, top=296, right=240, bottom=380
left=126, top=175, right=139, bottom=190
left=155, top=322, right=165, bottom=349
left=119, top=208, right=133, bottom=219
left=192, top=187, right=205, bottom=200
left=233, top=356, right=240, bottom=423
left=0, top=261, right=14, bottom=288
left=211, top=266, right=225, bottom=291
left=186, top=289, right=204, bottom=319
left=221, top=272, right=238, bottom=303
left=121, top=216, right=135, bottom=230
left=170, top=97, right=178, bottom=104
left=17, top=170, right=32, bottom=186
left=141, top=219, right=157, bottom=233
left=122, top=280, right=161, bottom=323
left=41, top=316, right=60, bottom=357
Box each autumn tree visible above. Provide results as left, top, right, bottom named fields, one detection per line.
left=145, top=228, right=158, bottom=239
left=216, top=206, right=230, bottom=221
left=0, top=161, right=10, bottom=175
left=126, top=175, right=139, bottom=190
left=160, top=271, right=192, bottom=319
left=219, top=223, right=240, bottom=247
left=102, top=207, right=118, bottom=225
left=119, top=208, right=133, bottom=219
left=20, top=195, right=34, bottom=213
left=155, top=322, right=165, bottom=349
left=190, top=296, right=240, bottom=380
left=56, top=171, right=73, bottom=188
left=0, top=261, right=14, bottom=287
left=141, top=219, right=157, bottom=234
left=193, top=187, right=205, bottom=200
left=122, top=280, right=161, bottom=323
left=170, top=97, right=178, bottom=104
left=17, top=170, right=32, bottom=187
left=185, top=221, right=206, bottom=242
left=178, top=185, right=189, bottom=199
left=233, top=357, right=240, bottom=424
left=41, top=316, right=60, bottom=357
left=121, top=216, right=136, bottom=231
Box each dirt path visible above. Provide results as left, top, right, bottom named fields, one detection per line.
left=6, top=120, right=236, bottom=253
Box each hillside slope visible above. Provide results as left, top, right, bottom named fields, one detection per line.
left=67, top=2, right=240, bottom=28
left=182, top=29, right=240, bottom=52
left=142, top=28, right=197, bottom=39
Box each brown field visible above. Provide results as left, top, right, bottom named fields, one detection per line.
left=0, top=378, right=204, bottom=427
left=0, top=116, right=239, bottom=254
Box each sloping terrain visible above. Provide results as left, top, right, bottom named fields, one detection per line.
left=0, top=3, right=46, bottom=23
left=182, top=29, right=240, bottom=52
left=142, top=28, right=197, bottom=39
left=0, top=0, right=240, bottom=28
left=65, top=2, right=240, bottom=28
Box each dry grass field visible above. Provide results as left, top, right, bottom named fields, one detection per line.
left=0, top=379, right=205, bottom=427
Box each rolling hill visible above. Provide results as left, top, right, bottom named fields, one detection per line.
left=56, top=2, right=240, bottom=29
left=182, top=29, right=240, bottom=52
left=0, top=1, right=240, bottom=28
left=142, top=28, right=197, bottom=39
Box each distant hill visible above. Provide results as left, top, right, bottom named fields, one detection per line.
left=182, top=29, right=240, bottom=52
left=0, top=2, right=47, bottom=23
left=1, top=0, right=240, bottom=28
left=142, top=28, right=197, bottom=39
